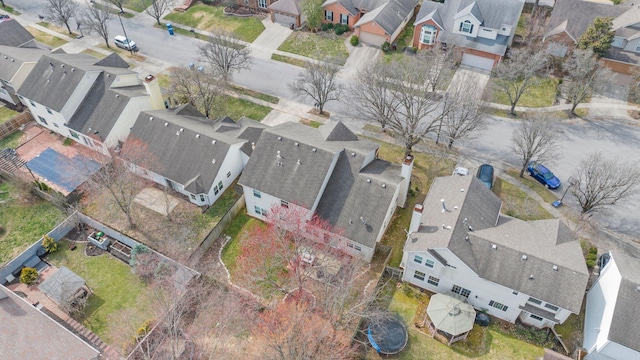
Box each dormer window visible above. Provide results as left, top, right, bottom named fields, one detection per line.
left=420, top=25, right=437, bottom=45
left=460, top=20, right=473, bottom=34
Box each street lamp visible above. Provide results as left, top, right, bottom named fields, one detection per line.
left=553, top=176, right=578, bottom=208
left=117, top=10, right=134, bottom=55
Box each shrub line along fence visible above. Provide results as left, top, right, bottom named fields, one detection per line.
left=0, top=211, right=200, bottom=286
left=0, top=112, right=32, bottom=141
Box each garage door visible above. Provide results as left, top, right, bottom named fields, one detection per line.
left=461, top=53, right=495, bottom=71
left=359, top=31, right=387, bottom=47
left=273, top=12, right=296, bottom=26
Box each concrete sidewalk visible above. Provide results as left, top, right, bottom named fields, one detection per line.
left=249, top=17, right=292, bottom=60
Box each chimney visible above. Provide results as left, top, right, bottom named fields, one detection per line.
left=408, top=204, right=423, bottom=233
left=398, top=155, right=414, bottom=208
left=142, top=74, right=164, bottom=110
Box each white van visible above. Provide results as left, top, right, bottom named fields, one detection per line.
left=114, top=35, right=137, bottom=51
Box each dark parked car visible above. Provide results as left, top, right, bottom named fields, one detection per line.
left=476, top=164, right=494, bottom=189
left=526, top=161, right=561, bottom=189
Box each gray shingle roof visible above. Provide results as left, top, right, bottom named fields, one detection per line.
left=322, top=0, right=390, bottom=16
left=545, top=0, right=628, bottom=41
left=0, top=18, right=35, bottom=48
left=269, top=0, right=302, bottom=15
left=607, top=251, right=640, bottom=352
left=17, top=53, right=135, bottom=112
left=129, top=106, right=261, bottom=194
left=414, top=0, right=524, bottom=56
left=0, top=45, right=47, bottom=83
left=407, top=175, right=588, bottom=314
left=355, top=0, right=419, bottom=36
left=0, top=285, right=99, bottom=360
left=38, top=266, right=86, bottom=305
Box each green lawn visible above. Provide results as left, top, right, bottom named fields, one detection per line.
left=220, top=212, right=255, bottom=272
left=231, top=85, right=279, bottom=104
left=26, top=27, right=68, bottom=48
left=381, top=286, right=545, bottom=360
left=278, top=32, right=349, bottom=64
left=0, top=106, right=18, bottom=124
left=383, top=14, right=416, bottom=58
left=121, top=0, right=147, bottom=13
left=493, top=177, right=554, bottom=221
left=490, top=77, right=559, bottom=108
left=0, top=181, right=65, bottom=265
left=218, top=95, right=272, bottom=122
left=204, top=182, right=241, bottom=223
left=301, top=119, right=323, bottom=128
left=1, top=4, right=20, bottom=15
left=372, top=139, right=455, bottom=267
left=164, top=4, right=265, bottom=43
left=47, top=240, right=154, bottom=345
left=271, top=53, right=307, bottom=67
left=0, top=131, right=23, bottom=149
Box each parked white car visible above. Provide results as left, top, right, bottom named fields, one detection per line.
left=114, top=35, right=137, bottom=51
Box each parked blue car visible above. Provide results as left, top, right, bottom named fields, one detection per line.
left=526, top=161, right=561, bottom=189
left=476, top=164, right=494, bottom=189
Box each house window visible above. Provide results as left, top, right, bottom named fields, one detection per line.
left=459, top=20, right=473, bottom=34
left=253, top=189, right=261, bottom=198
left=53, top=123, right=59, bottom=128
left=413, top=270, right=425, bottom=281
left=530, top=314, right=544, bottom=321
left=528, top=297, right=542, bottom=305
left=46, top=107, right=52, bottom=114
left=427, top=276, right=439, bottom=286
left=214, top=185, right=219, bottom=195
left=425, top=259, right=434, bottom=268
left=489, top=300, right=508, bottom=312
left=354, top=245, right=361, bottom=251
left=18, top=95, right=23, bottom=100
left=218, top=181, right=223, bottom=190
left=244, top=0, right=248, bottom=4
left=413, top=255, right=423, bottom=264
left=30, top=100, right=36, bottom=107
left=261, top=208, right=268, bottom=216
left=258, top=0, right=267, bottom=8
left=255, top=206, right=262, bottom=214
left=452, top=285, right=471, bottom=298
left=347, top=243, right=354, bottom=248
left=420, top=25, right=436, bottom=45
left=512, top=291, right=519, bottom=295
left=325, top=10, right=333, bottom=21
left=340, top=14, right=348, bottom=25
left=281, top=200, right=289, bottom=208
left=200, top=194, right=205, bottom=202
left=227, top=171, right=231, bottom=178
left=544, top=303, right=559, bottom=312
left=190, top=194, right=196, bottom=200
left=69, top=130, right=80, bottom=139
left=37, top=116, right=48, bottom=125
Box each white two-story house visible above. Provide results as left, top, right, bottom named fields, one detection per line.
left=127, top=105, right=267, bottom=207
left=17, top=52, right=164, bottom=155
left=412, top=0, right=524, bottom=71
left=402, top=175, right=588, bottom=328
left=583, top=251, right=640, bottom=360
left=239, top=121, right=413, bottom=262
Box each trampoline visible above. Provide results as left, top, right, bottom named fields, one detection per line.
left=367, top=317, right=408, bottom=355
left=26, top=148, right=101, bottom=193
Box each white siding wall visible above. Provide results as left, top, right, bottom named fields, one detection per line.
left=402, top=248, right=573, bottom=327
left=361, top=148, right=377, bottom=170
left=453, top=14, right=480, bottom=38
left=497, top=24, right=512, bottom=36
left=377, top=190, right=399, bottom=244
left=25, top=99, right=69, bottom=134
left=204, top=143, right=245, bottom=206
left=60, top=71, right=100, bottom=119
left=0, top=87, right=14, bottom=104
left=584, top=258, right=622, bottom=355
left=104, top=96, right=153, bottom=147
left=595, top=342, right=640, bottom=360
left=478, top=27, right=498, bottom=40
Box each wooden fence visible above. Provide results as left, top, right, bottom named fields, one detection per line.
left=0, top=111, right=32, bottom=140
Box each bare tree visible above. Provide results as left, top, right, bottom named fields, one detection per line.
left=198, top=31, right=252, bottom=82
left=571, top=153, right=640, bottom=214
left=386, top=56, right=446, bottom=155
left=169, top=65, right=224, bottom=119
left=45, top=0, right=78, bottom=35
left=562, top=48, right=613, bottom=115
left=349, top=60, right=398, bottom=132
left=106, top=0, right=126, bottom=12
left=86, top=138, right=156, bottom=228
left=511, top=112, right=561, bottom=177
left=439, top=78, right=487, bottom=149
left=0, top=0, right=6, bottom=8
left=523, top=7, right=548, bottom=51
left=493, top=48, right=549, bottom=116
left=138, top=0, right=174, bottom=26
left=289, top=56, right=344, bottom=115
left=80, top=3, right=113, bottom=48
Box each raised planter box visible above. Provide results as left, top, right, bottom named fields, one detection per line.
left=88, top=231, right=110, bottom=250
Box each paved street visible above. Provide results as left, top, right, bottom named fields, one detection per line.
left=3, top=0, right=640, bottom=245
